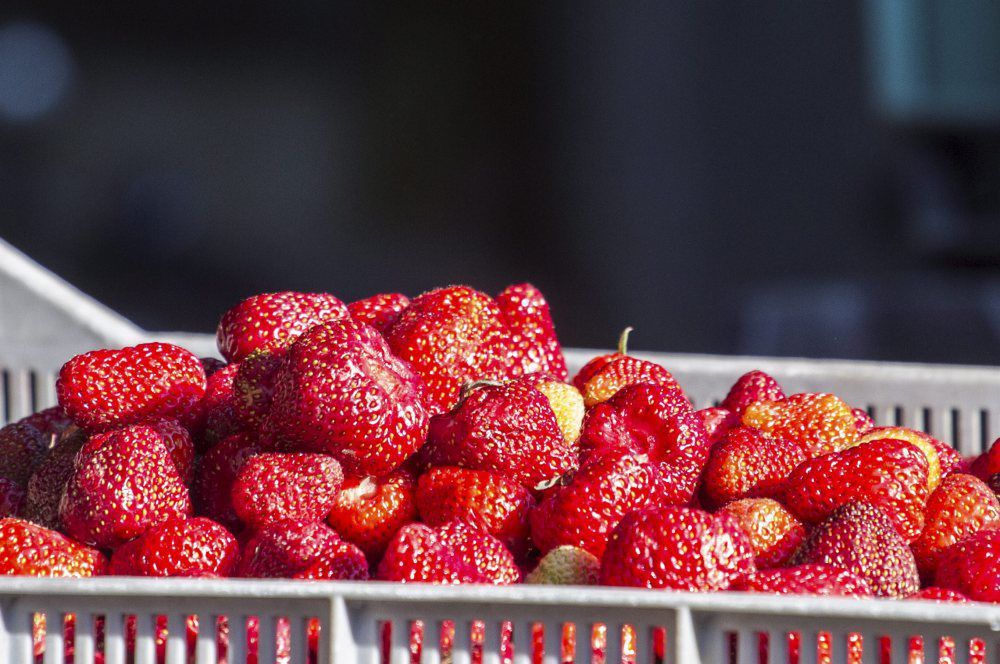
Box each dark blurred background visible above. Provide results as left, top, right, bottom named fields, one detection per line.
left=2, top=1, right=1000, bottom=363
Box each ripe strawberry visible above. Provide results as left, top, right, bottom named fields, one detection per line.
left=734, top=565, right=872, bottom=597
left=930, top=436, right=962, bottom=478
left=149, top=419, right=195, bottom=484
left=719, top=498, right=807, bottom=569
left=700, top=427, right=806, bottom=509
left=436, top=521, right=521, bottom=584
left=348, top=293, right=410, bottom=334
left=697, top=407, right=740, bottom=447
left=232, top=350, right=283, bottom=430
left=792, top=502, right=919, bottom=598
left=194, top=362, right=244, bottom=449
left=265, top=318, right=429, bottom=476
left=216, top=291, right=349, bottom=363
left=0, top=477, right=25, bottom=517
left=496, top=283, right=568, bottom=380
left=416, top=466, right=535, bottom=554
left=423, top=378, right=575, bottom=489
left=375, top=523, right=487, bottom=584
left=525, top=546, right=600, bottom=585
left=0, top=518, right=106, bottom=577
left=109, top=517, right=238, bottom=577
left=57, top=343, right=207, bottom=430
left=238, top=519, right=368, bottom=580
left=23, top=430, right=85, bottom=529
left=851, top=408, right=874, bottom=434
left=191, top=433, right=264, bottom=531
left=855, top=427, right=944, bottom=490
left=783, top=438, right=929, bottom=541
left=530, top=452, right=676, bottom=558
left=231, top=453, right=343, bottom=529
left=0, top=421, right=47, bottom=485
left=909, top=587, right=969, bottom=602
left=327, top=470, right=417, bottom=561
left=599, top=506, right=755, bottom=590
left=386, top=285, right=512, bottom=415
left=720, top=370, right=785, bottom=416
left=911, top=473, right=1000, bottom=580
left=524, top=376, right=585, bottom=445
left=742, top=393, right=856, bottom=457
left=934, top=529, right=1000, bottom=603
left=970, top=437, right=1000, bottom=482
left=572, top=328, right=682, bottom=408
left=60, top=424, right=192, bottom=548
left=19, top=406, right=73, bottom=438
left=578, top=383, right=702, bottom=470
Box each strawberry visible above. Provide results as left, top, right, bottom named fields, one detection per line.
left=909, top=587, right=969, bottom=602
left=60, top=424, right=192, bottom=548
left=265, top=318, right=429, bottom=476
left=697, top=407, right=740, bottom=447
left=496, top=283, right=568, bottom=380
left=0, top=421, right=47, bottom=485
left=326, top=471, right=416, bottom=561
left=348, top=293, right=410, bottom=334
left=911, top=473, right=1000, bottom=580
left=792, top=502, right=919, bottom=598
left=232, top=350, right=283, bottom=430
left=783, top=438, right=929, bottom=541
left=19, top=406, right=73, bottom=438
left=934, top=529, right=1000, bottom=603
left=149, top=419, right=195, bottom=484
left=416, top=466, right=535, bottom=554
left=23, top=430, right=85, bottom=529
left=572, top=328, right=682, bottom=408
left=109, top=517, right=238, bottom=577
left=700, top=427, right=806, bottom=509
left=720, top=370, right=785, bottom=416
left=930, top=436, right=963, bottom=478
left=191, top=433, right=264, bottom=531
left=851, top=408, right=874, bottom=434
left=385, top=285, right=513, bottom=415
left=216, top=291, right=349, bottom=363
left=435, top=521, right=521, bottom=584
left=231, top=452, right=343, bottom=529
left=599, top=506, right=755, bottom=590
left=530, top=452, right=676, bottom=558
left=734, top=565, right=872, bottom=597
left=238, top=519, right=368, bottom=580
left=423, top=378, right=575, bottom=489
left=194, top=362, right=244, bottom=449
left=199, top=357, right=227, bottom=376
left=523, top=376, right=585, bottom=445
left=0, top=477, right=25, bottom=517
left=57, top=343, right=207, bottom=430
left=525, top=546, right=600, bottom=585
left=854, top=427, right=944, bottom=490
left=719, top=498, right=807, bottom=569
left=742, top=393, right=856, bottom=458
left=970, top=437, right=1000, bottom=482
left=0, top=518, right=106, bottom=577
left=375, top=523, right=487, bottom=584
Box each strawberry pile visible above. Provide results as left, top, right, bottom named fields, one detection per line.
left=1, top=283, right=998, bottom=604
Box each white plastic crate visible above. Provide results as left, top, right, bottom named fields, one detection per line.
left=1, top=237, right=999, bottom=663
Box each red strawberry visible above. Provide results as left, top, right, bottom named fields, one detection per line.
left=783, top=438, right=929, bottom=541
left=232, top=453, right=343, bottom=529
left=192, top=433, right=264, bottom=531
left=700, top=427, right=806, bottom=509
left=742, top=393, right=857, bottom=458
left=265, top=318, right=429, bottom=476
left=599, top=506, right=755, bottom=590
left=496, top=283, right=568, bottom=380
left=930, top=437, right=963, bottom=478
left=971, top=437, right=1000, bottom=482
left=57, top=343, right=207, bottom=430
left=423, top=378, right=575, bottom=489
left=232, top=350, right=283, bottom=430
left=60, top=424, right=192, bottom=548
left=385, top=285, right=513, bottom=415
left=572, top=328, right=682, bottom=408
left=19, top=406, right=73, bottom=438
left=792, top=502, right=919, bottom=598
left=216, top=291, right=349, bottom=363
left=934, top=529, right=1000, bottom=603
left=376, top=523, right=485, bottom=584
left=734, top=565, right=872, bottom=597
left=855, top=427, right=944, bottom=490
left=0, top=518, right=106, bottom=577
left=23, top=430, right=85, bottom=529
left=238, top=519, right=368, bottom=580
left=719, top=498, right=807, bottom=569
left=348, top=293, right=410, bottom=334
left=720, top=370, right=785, bottom=416
left=911, top=473, right=1000, bottom=580
left=109, top=517, right=238, bottom=577
left=0, top=422, right=47, bottom=486
left=529, top=452, right=672, bottom=558
left=149, top=419, right=195, bottom=484
left=194, top=362, right=244, bottom=449
left=416, top=466, right=535, bottom=554
left=327, top=470, right=417, bottom=561
left=697, top=407, right=740, bottom=447
left=435, top=521, right=521, bottom=584
left=0, top=477, right=25, bottom=517
left=851, top=408, right=874, bottom=434
left=909, top=587, right=969, bottom=602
